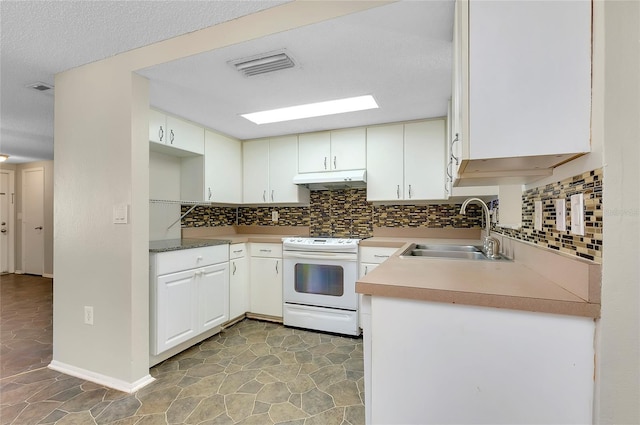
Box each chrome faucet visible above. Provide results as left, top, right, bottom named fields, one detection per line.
left=460, top=197, right=500, bottom=259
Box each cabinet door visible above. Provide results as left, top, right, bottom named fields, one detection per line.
left=242, top=139, right=270, bottom=204
left=404, top=120, right=446, bottom=200
left=229, top=256, right=249, bottom=320
left=298, top=132, right=331, bottom=173
left=468, top=0, right=591, bottom=159
left=330, top=127, right=366, bottom=171
left=166, top=115, right=204, bottom=155
left=149, top=109, right=167, bottom=145
left=204, top=130, right=242, bottom=203
left=250, top=257, right=283, bottom=317
left=199, top=263, right=229, bottom=332
left=366, top=124, right=404, bottom=201
left=269, top=135, right=303, bottom=203
left=155, top=269, right=198, bottom=354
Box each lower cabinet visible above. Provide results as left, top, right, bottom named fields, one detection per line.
left=229, top=243, right=249, bottom=320
left=359, top=246, right=399, bottom=278
left=249, top=243, right=283, bottom=318
left=150, top=245, right=229, bottom=356
left=365, top=296, right=595, bottom=424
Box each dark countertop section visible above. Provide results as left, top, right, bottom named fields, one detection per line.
left=149, top=238, right=231, bottom=253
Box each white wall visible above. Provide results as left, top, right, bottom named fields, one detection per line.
left=52, top=1, right=388, bottom=389
left=594, top=1, right=640, bottom=423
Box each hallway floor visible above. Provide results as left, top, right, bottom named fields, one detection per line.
left=0, top=274, right=365, bottom=424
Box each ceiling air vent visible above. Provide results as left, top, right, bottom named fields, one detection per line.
left=229, top=50, right=295, bottom=77
left=26, top=81, right=54, bottom=93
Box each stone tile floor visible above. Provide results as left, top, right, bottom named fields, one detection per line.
left=0, top=274, right=365, bottom=424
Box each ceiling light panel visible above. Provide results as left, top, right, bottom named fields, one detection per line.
left=241, top=95, right=379, bottom=125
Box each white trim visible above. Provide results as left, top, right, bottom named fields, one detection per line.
left=42, top=273, right=54, bottom=279
left=14, top=269, right=23, bottom=274
left=48, top=360, right=155, bottom=393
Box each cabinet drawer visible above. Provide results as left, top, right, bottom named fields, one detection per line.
left=359, top=247, right=399, bottom=264
left=230, top=243, right=247, bottom=260
left=153, top=245, right=229, bottom=275
left=250, top=243, right=282, bottom=258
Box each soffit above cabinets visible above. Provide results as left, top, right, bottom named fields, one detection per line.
left=137, top=1, right=455, bottom=141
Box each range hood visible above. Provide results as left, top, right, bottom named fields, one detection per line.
left=293, top=169, right=366, bottom=190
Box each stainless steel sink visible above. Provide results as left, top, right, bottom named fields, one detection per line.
left=399, top=243, right=508, bottom=261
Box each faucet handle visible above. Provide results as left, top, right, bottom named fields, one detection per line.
left=485, top=237, right=501, bottom=259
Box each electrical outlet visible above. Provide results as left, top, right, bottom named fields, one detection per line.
left=272, top=210, right=279, bottom=222
left=84, top=306, right=94, bottom=325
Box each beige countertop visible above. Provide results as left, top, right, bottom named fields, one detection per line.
left=357, top=236, right=601, bottom=318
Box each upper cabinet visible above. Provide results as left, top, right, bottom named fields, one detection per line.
left=181, top=130, right=242, bottom=203
left=298, top=127, right=366, bottom=173
left=367, top=119, right=446, bottom=202
left=243, top=136, right=309, bottom=205
left=149, top=109, right=204, bottom=156
left=452, top=0, right=592, bottom=186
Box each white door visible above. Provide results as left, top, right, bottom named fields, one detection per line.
left=0, top=170, right=15, bottom=274
left=22, top=167, right=44, bottom=275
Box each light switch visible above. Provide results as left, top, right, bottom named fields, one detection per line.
left=570, top=194, right=585, bottom=236
left=113, top=203, right=129, bottom=224
left=534, top=201, right=543, bottom=231
left=555, top=199, right=566, bottom=231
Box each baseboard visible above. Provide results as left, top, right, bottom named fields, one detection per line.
left=48, top=360, right=154, bottom=393
left=42, top=273, right=54, bottom=279
left=15, top=270, right=23, bottom=274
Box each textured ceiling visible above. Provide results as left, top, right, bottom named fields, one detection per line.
left=0, top=0, right=454, bottom=164
left=0, top=0, right=290, bottom=163
left=140, top=1, right=454, bottom=141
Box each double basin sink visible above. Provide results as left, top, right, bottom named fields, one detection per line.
left=399, top=243, right=508, bottom=261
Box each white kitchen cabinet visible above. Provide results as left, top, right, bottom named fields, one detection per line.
left=229, top=243, right=249, bottom=321
left=150, top=245, right=229, bottom=356
left=298, top=127, right=366, bottom=173
left=359, top=246, right=398, bottom=278
left=453, top=0, right=592, bottom=186
left=181, top=130, right=242, bottom=203
left=249, top=243, right=283, bottom=318
left=149, top=109, right=204, bottom=156
left=367, top=120, right=446, bottom=202
left=242, top=136, right=309, bottom=204
left=366, top=296, right=595, bottom=424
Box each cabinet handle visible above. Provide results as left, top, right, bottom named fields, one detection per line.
left=159, top=126, right=164, bottom=142
left=408, top=184, right=412, bottom=199
left=260, top=249, right=272, bottom=253
left=35, top=226, right=43, bottom=230
left=324, top=157, right=327, bottom=170
left=233, top=262, right=237, bottom=275
left=333, top=156, right=337, bottom=169
left=373, top=254, right=389, bottom=258
left=397, top=185, right=400, bottom=199
left=232, top=249, right=243, bottom=254
left=263, top=190, right=266, bottom=202
left=169, top=129, right=175, bottom=144
left=364, top=265, right=369, bottom=274
left=208, top=187, right=212, bottom=200
left=450, top=133, right=459, bottom=165
left=275, top=260, right=279, bottom=274
left=271, top=190, right=274, bottom=202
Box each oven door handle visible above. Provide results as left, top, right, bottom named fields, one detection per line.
left=283, top=252, right=357, bottom=261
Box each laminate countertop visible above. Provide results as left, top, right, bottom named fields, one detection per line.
left=149, top=238, right=231, bottom=253
left=357, top=237, right=601, bottom=318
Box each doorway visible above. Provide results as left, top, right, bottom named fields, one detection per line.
left=22, top=167, right=44, bottom=276
left=0, top=169, right=15, bottom=274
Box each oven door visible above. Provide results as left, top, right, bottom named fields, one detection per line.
left=283, top=251, right=358, bottom=310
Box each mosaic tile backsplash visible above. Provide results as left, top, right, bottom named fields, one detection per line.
left=181, top=168, right=603, bottom=262
left=492, top=168, right=603, bottom=263
left=182, top=188, right=482, bottom=238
